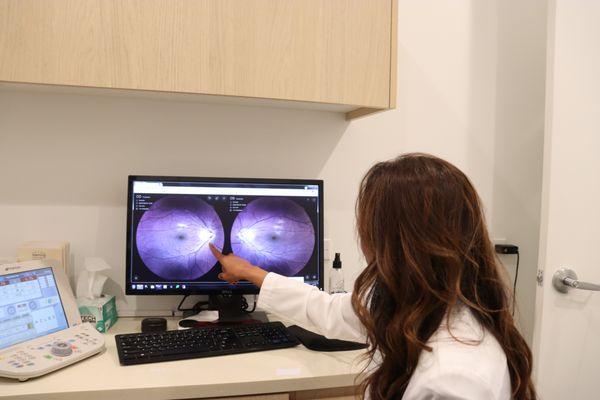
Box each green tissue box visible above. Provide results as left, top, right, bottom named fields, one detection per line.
left=77, top=295, right=118, bottom=333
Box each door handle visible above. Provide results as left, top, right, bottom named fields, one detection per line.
left=553, top=268, right=600, bottom=293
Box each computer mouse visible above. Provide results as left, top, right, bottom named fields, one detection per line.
left=141, top=317, right=167, bottom=332
left=178, top=319, right=198, bottom=328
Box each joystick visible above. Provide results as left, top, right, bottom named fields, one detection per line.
left=51, top=341, right=73, bottom=357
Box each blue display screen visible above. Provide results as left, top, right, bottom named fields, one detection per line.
left=0, top=267, right=69, bottom=350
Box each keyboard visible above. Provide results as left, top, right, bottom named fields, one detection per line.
left=115, top=321, right=300, bottom=365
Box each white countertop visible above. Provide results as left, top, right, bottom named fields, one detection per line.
left=0, top=316, right=366, bottom=400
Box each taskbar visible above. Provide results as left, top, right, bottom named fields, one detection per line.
left=129, top=278, right=320, bottom=292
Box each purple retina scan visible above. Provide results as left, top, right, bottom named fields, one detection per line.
left=230, top=197, right=315, bottom=276
left=136, top=196, right=225, bottom=280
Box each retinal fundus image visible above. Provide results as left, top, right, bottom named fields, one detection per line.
left=231, top=197, right=315, bottom=276
left=136, top=196, right=225, bottom=280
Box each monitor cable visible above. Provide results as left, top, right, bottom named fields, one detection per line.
left=241, top=295, right=257, bottom=314
left=177, top=295, right=209, bottom=315
left=178, top=294, right=257, bottom=316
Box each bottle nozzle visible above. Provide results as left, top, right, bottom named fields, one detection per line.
left=333, top=253, right=342, bottom=269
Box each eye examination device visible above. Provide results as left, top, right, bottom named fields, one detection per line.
left=0, top=261, right=105, bottom=381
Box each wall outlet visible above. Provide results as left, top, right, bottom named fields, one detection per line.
left=324, top=238, right=332, bottom=262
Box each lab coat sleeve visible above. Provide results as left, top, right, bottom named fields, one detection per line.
left=404, top=369, right=497, bottom=400
left=257, top=272, right=366, bottom=343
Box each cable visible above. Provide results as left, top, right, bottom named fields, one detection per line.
left=179, top=294, right=256, bottom=315
left=241, top=295, right=257, bottom=313
left=512, top=251, right=520, bottom=316
left=494, top=244, right=520, bottom=316
left=177, top=295, right=209, bottom=314
left=176, top=295, right=190, bottom=312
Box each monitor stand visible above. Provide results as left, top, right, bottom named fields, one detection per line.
left=183, top=294, right=268, bottom=325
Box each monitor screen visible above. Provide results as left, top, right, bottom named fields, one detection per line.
left=126, top=176, right=324, bottom=295
left=0, top=267, right=69, bottom=350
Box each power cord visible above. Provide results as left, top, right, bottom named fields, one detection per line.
left=176, top=295, right=190, bottom=313
left=179, top=294, right=257, bottom=315
left=512, top=252, right=520, bottom=316
left=177, top=295, right=209, bottom=315
left=495, top=244, right=520, bottom=316
left=242, top=295, right=257, bottom=313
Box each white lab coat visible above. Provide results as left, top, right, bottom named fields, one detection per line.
left=258, top=272, right=512, bottom=400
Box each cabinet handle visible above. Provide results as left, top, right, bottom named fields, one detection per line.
left=553, top=268, right=600, bottom=293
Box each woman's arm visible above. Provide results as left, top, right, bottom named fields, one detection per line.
left=209, top=244, right=366, bottom=343
left=258, top=272, right=365, bottom=342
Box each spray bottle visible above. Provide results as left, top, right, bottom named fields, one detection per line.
left=329, top=253, right=345, bottom=294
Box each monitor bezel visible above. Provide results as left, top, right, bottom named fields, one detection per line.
left=126, top=175, right=324, bottom=296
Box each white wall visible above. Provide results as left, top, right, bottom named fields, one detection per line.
left=491, top=0, right=547, bottom=343
left=319, top=0, right=546, bottom=342
left=0, top=92, right=348, bottom=314
left=0, top=0, right=546, bottom=341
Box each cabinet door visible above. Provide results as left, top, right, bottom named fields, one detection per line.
left=0, top=0, right=393, bottom=108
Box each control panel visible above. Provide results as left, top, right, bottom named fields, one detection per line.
left=0, top=323, right=105, bottom=381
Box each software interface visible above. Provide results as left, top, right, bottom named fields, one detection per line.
left=0, top=268, right=69, bottom=350
left=128, top=179, right=321, bottom=292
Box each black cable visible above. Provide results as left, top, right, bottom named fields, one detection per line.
left=495, top=244, right=520, bottom=316
left=512, top=251, right=520, bottom=316
left=241, top=295, right=257, bottom=313
left=180, top=294, right=255, bottom=315
left=177, top=295, right=209, bottom=314
left=177, top=295, right=190, bottom=312
left=246, top=299, right=257, bottom=313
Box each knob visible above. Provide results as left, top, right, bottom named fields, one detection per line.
left=51, top=341, right=73, bottom=357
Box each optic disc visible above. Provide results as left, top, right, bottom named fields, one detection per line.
left=231, top=197, right=315, bottom=276
left=136, top=196, right=225, bottom=280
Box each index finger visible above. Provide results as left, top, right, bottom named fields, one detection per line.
left=209, top=243, right=224, bottom=260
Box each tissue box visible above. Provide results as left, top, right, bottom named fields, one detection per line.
left=77, top=295, right=118, bottom=333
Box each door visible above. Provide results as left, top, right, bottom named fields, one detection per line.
left=532, top=1, right=600, bottom=399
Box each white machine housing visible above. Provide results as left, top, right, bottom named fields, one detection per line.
left=0, top=260, right=105, bottom=381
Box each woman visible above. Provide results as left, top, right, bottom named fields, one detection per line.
left=209, top=153, right=536, bottom=400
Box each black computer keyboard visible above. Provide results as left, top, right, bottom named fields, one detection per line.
left=115, top=321, right=300, bottom=365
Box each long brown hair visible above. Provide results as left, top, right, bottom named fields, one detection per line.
left=351, top=153, right=536, bottom=399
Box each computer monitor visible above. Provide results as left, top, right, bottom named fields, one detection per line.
left=126, top=175, right=324, bottom=318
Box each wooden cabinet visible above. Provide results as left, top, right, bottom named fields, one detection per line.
left=0, top=0, right=397, bottom=119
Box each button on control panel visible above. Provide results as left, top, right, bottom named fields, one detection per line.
left=51, top=341, right=73, bottom=357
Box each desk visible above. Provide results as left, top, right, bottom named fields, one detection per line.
left=0, top=317, right=366, bottom=400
